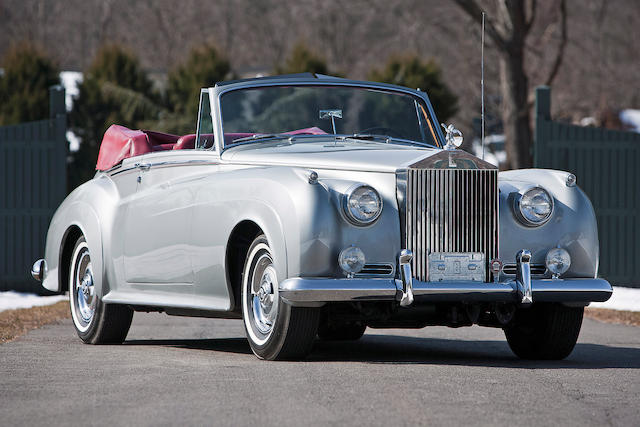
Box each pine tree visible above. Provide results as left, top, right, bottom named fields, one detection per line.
left=0, top=43, right=60, bottom=125
left=69, top=45, right=159, bottom=189
left=276, top=43, right=329, bottom=75
left=369, top=56, right=458, bottom=124
left=166, top=44, right=231, bottom=131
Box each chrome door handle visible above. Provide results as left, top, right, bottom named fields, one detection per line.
left=135, top=162, right=151, bottom=171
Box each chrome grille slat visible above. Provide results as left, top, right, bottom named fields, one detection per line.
left=406, top=167, right=499, bottom=282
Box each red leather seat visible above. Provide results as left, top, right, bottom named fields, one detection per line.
left=144, top=130, right=179, bottom=147
left=174, top=134, right=196, bottom=150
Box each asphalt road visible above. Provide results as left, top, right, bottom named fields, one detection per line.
left=1, top=313, right=638, bottom=426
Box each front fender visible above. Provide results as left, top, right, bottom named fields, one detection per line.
left=499, top=169, right=599, bottom=277
left=43, top=199, right=102, bottom=293
left=42, top=175, right=120, bottom=294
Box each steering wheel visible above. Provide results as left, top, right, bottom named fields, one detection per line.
left=357, top=126, right=407, bottom=140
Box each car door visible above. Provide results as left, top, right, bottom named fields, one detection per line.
left=123, top=89, right=218, bottom=291
left=123, top=152, right=197, bottom=288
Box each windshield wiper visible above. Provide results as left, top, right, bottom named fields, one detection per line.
left=347, top=134, right=438, bottom=148
left=231, top=134, right=289, bottom=144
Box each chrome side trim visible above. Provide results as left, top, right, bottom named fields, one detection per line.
left=278, top=277, right=612, bottom=306
left=141, top=159, right=219, bottom=169
left=111, top=159, right=219, bottom=176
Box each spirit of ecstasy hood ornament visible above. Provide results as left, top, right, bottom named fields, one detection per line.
left=441, top=123, right=463, bottom=151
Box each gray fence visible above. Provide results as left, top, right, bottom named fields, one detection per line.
left=534, top=86, right=640, bottom=287
left=0, top=86, right=67, bottom=293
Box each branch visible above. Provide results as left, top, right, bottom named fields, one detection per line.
left=452, top=0, right=507, bottom=50
left=543, top=0, right=567, bottom=86
left=525, top=0, right=537, bottom=33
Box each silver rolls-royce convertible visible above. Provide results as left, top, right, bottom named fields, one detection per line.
left=32, top=74, right=612, bottom=360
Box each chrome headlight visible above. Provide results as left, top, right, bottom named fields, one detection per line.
left=514, top=187, right=553, bottom=226
left=343, top=184, right=382, bottom=225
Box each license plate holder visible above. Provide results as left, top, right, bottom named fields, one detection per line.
left=428, top=252, right=485, bottom=282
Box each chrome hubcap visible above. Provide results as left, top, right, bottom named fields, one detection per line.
left=250, top=256, right=278, bottom=335
left=73, top=248, right=96, bottom=327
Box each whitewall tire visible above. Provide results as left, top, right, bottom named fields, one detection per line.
left=241, top=235, right=319, bottom=360
left=69, top=236, right=133, bottom=344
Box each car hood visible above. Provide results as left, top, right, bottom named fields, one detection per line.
left=221, top=140, right=439, bottom=173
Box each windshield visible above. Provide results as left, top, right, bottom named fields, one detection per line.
left=220, top=85, right=440, bottom=147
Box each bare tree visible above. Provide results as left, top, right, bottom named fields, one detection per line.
left=453, top=0, right=567, bottom=169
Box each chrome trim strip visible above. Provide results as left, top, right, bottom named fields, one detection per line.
left=111, top=159, right=219, bottom=175
left=278, top=277, right=612, bottom=305
left=140, top=159, right=219, bottom=169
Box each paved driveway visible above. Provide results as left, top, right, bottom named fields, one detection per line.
left=1, top=313, right=638, bottom=426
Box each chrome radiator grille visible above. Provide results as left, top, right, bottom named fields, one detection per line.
left=405, top=168, right=499, bottom=282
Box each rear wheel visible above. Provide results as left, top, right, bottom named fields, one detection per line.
left=241, top=235, right=319, bottom=360
left=504, top=303, right=583, bottom=360
left=69, top=236, right=133, bottom=344
left=318, top=321, right=366, bottom=341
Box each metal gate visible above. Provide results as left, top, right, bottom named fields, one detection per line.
left=534, top=86, right=640, bottom=287
left=0, top=86, right=67, bottom=293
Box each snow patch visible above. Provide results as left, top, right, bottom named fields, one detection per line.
left=59, top=71, right=83, bottom=152
left=0, top=291, right=67, bottom=313
left=67, top=130, right=80, bottom=152
left=590, top=286, right=640, bottom=312
left=619, top=109, right=640, bottom=133
left=59, top=71, right=82, bottom=112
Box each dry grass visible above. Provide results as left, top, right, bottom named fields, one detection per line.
left=0, top=301, right=70, bottom=344
left=585, top=307, right=640, bottom=327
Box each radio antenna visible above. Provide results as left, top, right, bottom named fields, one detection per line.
left=481, top=11, right=486, bottom=161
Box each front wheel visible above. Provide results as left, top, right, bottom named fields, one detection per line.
left=241, top=235, right=319, bottom=360
left=69, top=236, right=133, bottom=344
left=504, top=303, right=583, bottom=360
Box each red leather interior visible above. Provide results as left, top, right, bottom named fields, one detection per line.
left=152, top=143, right=176, bottom=151
left=144, top=130, right=179, bottom=146
left=174, top=134, right=196, bottom=150
left=96, top=125, right=152, bottom=171
left=96, top=125, right=330, bottom=170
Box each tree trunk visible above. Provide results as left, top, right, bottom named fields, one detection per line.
left=499, top=48, right=532, bottom=169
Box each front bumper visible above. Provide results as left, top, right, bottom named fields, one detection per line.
left=279, top=277, right=613, bottom=306
left=281, top=249, right=612, bottom=307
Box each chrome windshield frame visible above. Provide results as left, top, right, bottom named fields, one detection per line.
left=208, top=79, right=446, bottom=154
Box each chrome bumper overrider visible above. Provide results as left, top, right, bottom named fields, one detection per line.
left=280, top=250, right=612, bottom=306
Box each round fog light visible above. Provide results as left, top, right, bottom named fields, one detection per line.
left=338, top=246, right=365, bottom=277
left=546, top=247, right=571, bottom=278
